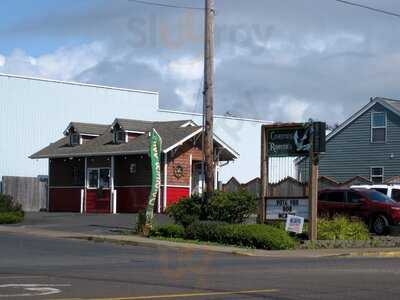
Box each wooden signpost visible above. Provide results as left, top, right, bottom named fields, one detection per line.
left=260, top=121, right=326, bottom=241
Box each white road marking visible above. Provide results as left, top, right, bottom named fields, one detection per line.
left=0, top=276, right=46, bottom=279
left=0, top=284, right=71, bottom=297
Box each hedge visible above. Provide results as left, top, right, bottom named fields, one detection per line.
left=186, top=221, right=296, bottom=250
left=0, top=211, right=24, bottom=224
left=150, top=224, right=185, bottom=239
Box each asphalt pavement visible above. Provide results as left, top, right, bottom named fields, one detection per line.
left=1, top=231, right=400, bottom=300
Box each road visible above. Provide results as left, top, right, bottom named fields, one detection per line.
left=1, top=232, right=400, bottom=300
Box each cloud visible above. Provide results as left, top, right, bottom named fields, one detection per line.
left=0, top=54, right=5, bottom=67
left=3, top=0, right=400, bottom=125
left=0, top=42, right=107, bottom=81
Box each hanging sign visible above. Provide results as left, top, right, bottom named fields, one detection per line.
left=267, top=125, right=312, bottom=157
left=266, top=122, right=326, bottom=157
left=266, top=197, right=308, bottom=220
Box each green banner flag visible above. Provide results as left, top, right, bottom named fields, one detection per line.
left=145, top=128, right=162, bottom=227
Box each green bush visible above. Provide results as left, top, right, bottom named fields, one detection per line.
left=0, top=194, right=22, bottom=213
left=149, top=224, right=185, bottom=238
left=166, top=194, right=203, bottom=227
left=166, top=191, right=256, bottom=227
left=318, top=217, right=370, bottom=241
left=186, top=221, right=296, bottom=250
left=207, top=190, right=256, bottom=224
left=0, top=211, right=24, bottom=224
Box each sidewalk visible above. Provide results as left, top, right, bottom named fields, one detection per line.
left=1, top=225, right=400, bottom=258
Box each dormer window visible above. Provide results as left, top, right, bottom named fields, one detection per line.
left=114, top=130, right=126, bottom=144
left=70, top=133, right=80, bottom=146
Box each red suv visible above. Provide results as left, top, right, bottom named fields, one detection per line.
left=318, top=188, right=400, bottom=235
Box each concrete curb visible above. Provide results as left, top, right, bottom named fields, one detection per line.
left=2, top=225, right=400, bottom=258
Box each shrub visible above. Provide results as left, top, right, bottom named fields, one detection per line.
left=149, top=224, right=185, bottom=238
left=207, top=190, right=257, bottom=224
left=0, top=194, right=22, bottom=213
left=166, top=191, right=256, bottom=227
left=186, top=221, right=296, bottom=250
left=166, top=194, right=203, bottom=227
left=0, top=211, right=24, bottom=224
left=318, top=216, right=370, bottom=241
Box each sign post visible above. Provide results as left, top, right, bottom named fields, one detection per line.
left=260, top=122, right=325, bottom=241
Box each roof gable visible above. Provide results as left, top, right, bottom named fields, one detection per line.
left=327, top=97, right=400, bottom=142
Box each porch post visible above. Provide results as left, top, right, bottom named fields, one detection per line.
left=163, top=152, right=168, bottom=212
left=84, top=157, right=87, bottom=213
left=111, top=156, right=116, bottom=214
left=189, top=154, right=193, bottom=195
left=47, top=159, right=50, bottom=212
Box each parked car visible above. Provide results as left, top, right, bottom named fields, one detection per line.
left=350, top=184, right=400, bottom=202
left=318, top=188, right=400, bottom=235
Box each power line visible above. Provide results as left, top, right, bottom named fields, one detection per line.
left=128, top=0, right=204, bottom=11
left=333, top=0, right=400, bottom=19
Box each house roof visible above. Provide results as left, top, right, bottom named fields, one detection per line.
left=326, top=97, right=400, bottom=142
left=30, top=118, right=238, bottom=161
left=64, top=122, right=110, bottom=136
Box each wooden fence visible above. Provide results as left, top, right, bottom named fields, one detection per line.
left=223, top=175, right=379, bottom=198
left=1, top=176, right=48, bottom=212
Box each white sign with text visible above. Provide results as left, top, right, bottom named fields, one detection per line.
left=285, top=215, right=305, bottom=234
left=266, top=198, right=308, bottom=220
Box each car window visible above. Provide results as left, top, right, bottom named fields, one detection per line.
left=319, top=192, right=328, bottom=201
left=373, top=188, right=387, bottom=195
left=347, top=191, right=362, bottom=204
left=327, top=191, right=345, bottom=203
left=363, top=190, right=394, bottom=204
left=392, top=189, right=400, bottom=202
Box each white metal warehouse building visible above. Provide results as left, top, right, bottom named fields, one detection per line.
left=0, top=73, right=296, bottom=184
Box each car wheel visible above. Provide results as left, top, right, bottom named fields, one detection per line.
left=372, top=215, right=389, bottom=235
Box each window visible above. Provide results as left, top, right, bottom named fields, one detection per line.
left=363, top=190, right=394, bottom=204
left=88, top=169, right=99, bottom=188
left=114, top=130, right=126, bottom=144
left=87, top=168, right=110, bottom=189
left=70, top=133, right=80, bottom=146
left=371, top=112, right=386, bottom=143
left=325, top=191, right=345, bottom=202
left=370, top=167, right=384, bottom=184
left=372, top=188, right=387, bottom=195
left=347, top=191, right=362, bottom=204
left=391, top=189, right=400, bottom=202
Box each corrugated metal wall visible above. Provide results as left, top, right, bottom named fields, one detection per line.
left=0, top=74, right=274, bottom=183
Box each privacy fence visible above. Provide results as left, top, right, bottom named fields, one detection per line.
left=222, top=175, right=394, bottom=198
left=1, top=176, right=48, bottom=212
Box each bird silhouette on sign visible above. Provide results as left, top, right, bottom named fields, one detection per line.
left=294, top=128, right=311, bottom=152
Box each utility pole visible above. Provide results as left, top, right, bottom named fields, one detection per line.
left=308, top=127, right=318, bottom=241
left=203, top=0, right=215, bottom=195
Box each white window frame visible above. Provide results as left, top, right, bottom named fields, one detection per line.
left=370, top=166, right=384, bottom=184
left=87, top=168, right=111, bottom=189
left=114, top=130, right=127, bottom=144
left=70, top=133, right=81, bottom=146
left=371, top=112, right=387, bottom=143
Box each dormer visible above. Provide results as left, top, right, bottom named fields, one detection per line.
left=111, top=122, right=127, bottom=144
left=64, top=124, right=81, bottom=146
left=111, top=119, right=147, bottom=143
left=63, top=122, right=106, bottom=146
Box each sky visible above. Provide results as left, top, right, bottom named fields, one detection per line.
left=1, top=0, right=400, bottom=125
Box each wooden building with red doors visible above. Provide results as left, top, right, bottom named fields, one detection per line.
left=30, top=119, right=238, bottom=213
